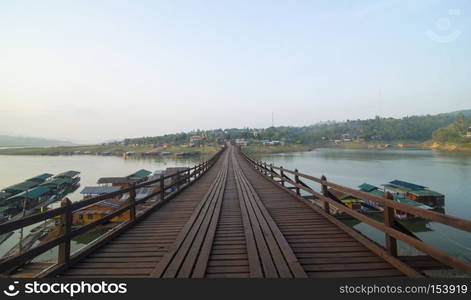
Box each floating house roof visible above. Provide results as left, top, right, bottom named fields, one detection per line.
left=26, top=173, right=53, bottom=183
left=128, top=169, right=151, bottom=179
left=408, top=189, right=444, bottom=197
left=97, top=177, right=136, bottom=185
left=387, top=180, right=427, bottom=191
left=328, top=188, right=359, bottom=201
left=55, top=170, right=80, bottom=178
left=7, top=186, right=51, bottom=201
left=4, top=181, right=39, bottom=194
left=394, top=197, right=433, bottom=210
left=77, top=198, right=125, bottom=214
left=368, top=189, right=385, bottom=197
left=358, top=183, right=379, bottom=192
left=80, top=186, right=121, bottom=195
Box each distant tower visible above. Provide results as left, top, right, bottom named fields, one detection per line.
left=271, top=112, right=274, bottom=127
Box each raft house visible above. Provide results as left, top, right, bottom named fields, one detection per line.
left=76, top=169, right=153, bottom=225
left=326, top=188, right=363, bottom=216
left=76, top=168, right=190, bottom=225
left=358, top=183, right=435, bottom=219
left=382, top=180, right=444, bottom=208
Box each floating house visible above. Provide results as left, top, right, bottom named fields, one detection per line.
left=128, top=169, right=152, bottom=182
left=80, top=186, right=121, bottom=197
left=97, top=177, right=136, bottom=189
left=97, top=169, right=152, bottom=189
left=382, top=180, right=444, bottom=208
left=74, top=189, right=128, bottom=225
left=358, top=183, right=385, bottom=211
left=327, top=188, right=363, bottom=216
left=358, top=183, right=434, bottom=219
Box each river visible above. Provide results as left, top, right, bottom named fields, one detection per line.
left=253, top=148, right=471, bottom=264
left=1, top=149, right=471, bottom=266
left=0, top=154, right=209, bottom=261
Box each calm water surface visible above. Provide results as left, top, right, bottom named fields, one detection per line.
left=254, top=148, right=471, bottom=262
left=1, top=149, right=471, bottom=264
left=0, top=154, right=208, bottom=259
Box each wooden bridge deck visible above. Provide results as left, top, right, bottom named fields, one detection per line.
left=59, top=145, right=409, bottom=278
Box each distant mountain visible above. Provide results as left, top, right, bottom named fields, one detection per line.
left=0, top=135, right=76, bottom=147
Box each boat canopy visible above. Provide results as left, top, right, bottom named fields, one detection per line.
left=26, top=173, right=53, bottom=183
left=6, top=186, right=51, bottom=201
left=4, top=181, right=39, bottom=194
left=55, top=170, right=80, bottom=178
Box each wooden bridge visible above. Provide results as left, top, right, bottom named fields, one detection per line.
left=1, top=144, right=471, bottom=278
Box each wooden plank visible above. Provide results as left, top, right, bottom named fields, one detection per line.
left=236, top=162, right=307, bottom=278
left=235, top=165, right=278, bottom=278
left=150, top=150, right=229, bottom=278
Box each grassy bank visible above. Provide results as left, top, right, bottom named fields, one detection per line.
left=0, top=144, right=220, bottom=156
left=242, top=144, right=313, bottom=154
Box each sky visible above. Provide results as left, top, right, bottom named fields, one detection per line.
left=1, top=0, right=470, bottom=143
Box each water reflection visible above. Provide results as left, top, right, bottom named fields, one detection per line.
left=257, top=148, right=471, bottom=262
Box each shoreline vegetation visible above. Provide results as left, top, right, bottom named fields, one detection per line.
left=2, top=109, right=470, bottom=156
left=0, top=144, right=220, bottom=157
left=2, top=141, right=471, bottom=157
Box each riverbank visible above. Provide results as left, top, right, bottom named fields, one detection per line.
left=429, top=142, right=471, bottom=152
left=323, top=141, right=427, bottom=150
left=242, top=144, right=313, bottom=154
left=239, top=141, right=471, bottom=154
left=0, top=144, right=220, bottom=156
left=322, top=140, right=471, bottom=152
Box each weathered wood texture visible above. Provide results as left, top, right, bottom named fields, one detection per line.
left=56, top=145, right=418, bottom=278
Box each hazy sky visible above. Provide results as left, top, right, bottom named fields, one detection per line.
left=1, top=0, right=470, bottom=143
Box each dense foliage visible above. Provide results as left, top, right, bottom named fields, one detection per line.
left=432, top=114, right=471, bottom=143
left=122, top=110, right=471, bottom=146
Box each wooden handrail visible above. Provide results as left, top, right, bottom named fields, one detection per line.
left=240, top=149, right=471, bottom=272
left=0, top=146, right=225, bottom=274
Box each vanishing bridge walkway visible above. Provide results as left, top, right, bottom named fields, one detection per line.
left=1, top=144, right=471, bottom=278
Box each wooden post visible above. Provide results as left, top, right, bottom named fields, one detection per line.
left=160, top=174, right=165, bottom=202
left=294, top=169, right=300, bottom=196
left=384, top=192, right=398, bottom=256
left=270, top=164, right=274, bottom=180
left=58, top=198, right=72, bottom=265
left=280, top=166, right=285, bottom=187
left=321, top=175, right=330, bottom=214
left=129, top=184, right=136, bottom=222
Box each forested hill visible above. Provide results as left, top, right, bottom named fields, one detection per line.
left=123, top=109, right=471, bottom=146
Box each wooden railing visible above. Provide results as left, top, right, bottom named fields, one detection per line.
left=240, top=149, right=471, bottom=273
left=0, top=147, right=225, bottom=277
